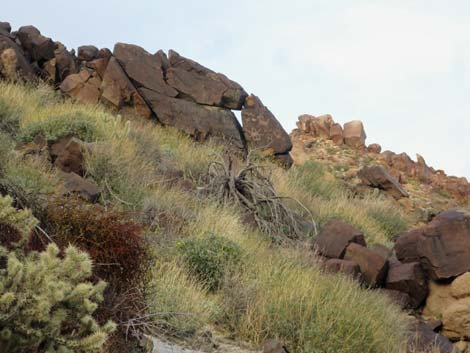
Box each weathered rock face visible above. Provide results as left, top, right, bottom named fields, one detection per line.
left=114, top=43, right=177, bottom=97
left=167, top=50, right=247, bottom=110
left=344, top=243, right=388, bottom=287
left=357, top=165, right=409, bottom=199
left=140, top=88, right=246, bottom=150
left=100, top=57, right=152, bottom=118
left=313, top=219, right=366, bottom=259
left=17, top=25, right=55, bottom=63
left=408, top=320, right=454, bottom=353
left=385, top=259, right=428, bottom=308
left=343, top=120, right=366, bottom=149
left=241, top=94, right=292, bottom=155
left=53, top=43, right=77, bottom=82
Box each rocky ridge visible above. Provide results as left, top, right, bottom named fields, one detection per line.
left=0, top=22, right=292, bottom=165
left=291, top=114, right=470, bottom=220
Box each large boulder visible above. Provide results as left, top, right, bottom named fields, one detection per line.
left=313, top=219, right=366, bottom=259
left=17, top=25, right=55, bottom=63
left=0, top=35, right=34, bottom=80
left=357, top=165, right=409, bottom=199
left=343, top=120, right=366, bottom=148
left=167, top=49, right=247, bottom=109
left=344, top=243, right=388, bottom=287
left=139, top=88, right=246, bottom=151
left=100, top=57, right=152, bottom=119
left=113, top=43, right=177, bottom=97
left=396, top=210, right=470, bottom=280
left=241, top=94, right=292, bottom=154
left=385, top=259, right=428, bottom=308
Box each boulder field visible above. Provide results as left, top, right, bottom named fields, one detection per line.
left=314, top=212, right=470, bottom=351
left=0, top=22, right=292, bottom=166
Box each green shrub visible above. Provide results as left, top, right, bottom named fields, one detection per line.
left=19, top=112, right=100, bottom=143
left=0, top=195, right=115, bottom=353
left=177, top=233, right=243, bottom=291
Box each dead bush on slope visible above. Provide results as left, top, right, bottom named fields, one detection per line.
left=204, top=154, right=317, bottom=243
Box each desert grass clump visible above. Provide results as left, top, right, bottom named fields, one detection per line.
left=0, top=195, right=115, bottom=353
left=0, top=97, right=22, bottom=138
left=205, top=155, right=316, bottom=242
left=177, top=232, right=244, bottom=292
left=146, top=261, right=220, bottom=337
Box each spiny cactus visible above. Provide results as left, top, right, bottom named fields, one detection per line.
left=0, top=195, right=116, bottom=353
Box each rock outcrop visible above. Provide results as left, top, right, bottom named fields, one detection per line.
left=0, top=22, right=292, bottom=163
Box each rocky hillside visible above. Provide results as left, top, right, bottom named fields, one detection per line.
left=291, top=114, right=470, bottom=224
left=1, top=21, right=470, bottom=353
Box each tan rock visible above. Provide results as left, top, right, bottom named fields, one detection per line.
left=451, top=272, right=470, bottom=299
left=423, top=281, right=454, bottom=319
left=343, top=120, right=366, bottom=148
left=442, top=297, right=470, bottom=340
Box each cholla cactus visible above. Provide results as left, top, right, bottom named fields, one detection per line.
left=0, top=195, right=116, bottom=353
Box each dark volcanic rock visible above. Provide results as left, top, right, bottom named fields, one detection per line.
left=378, top=289, right=413, bottom=309
left=77, top=45, right=99, bottom=62
left=385, top=259, right=428, bottom=308
left=0, top=22, right=11, bottom=36
left=61, top=172, right=101, bottom=203
left=54, top=43, right=78, bottom=82
left=241, top=94, right=292, bottom=155
left=114, top=43, right=177, bottom=97
left=140, top=88, right=246, bottom=151
left=50, top=136, right=87, bottom=175
left=313, top=219, right=366, bottom=259
left=17, top=25, right=55, bottom=63
left=358, top=165, right=409, bottom=199
left=100, top=57, right=152, bottom=119
left=396, top=210, right=470, bottom=280
left=344, top=243, right=388, bottom=287
left=408, top=321, right=454, bottom=353
left=167, top=49, right=247, bottom=109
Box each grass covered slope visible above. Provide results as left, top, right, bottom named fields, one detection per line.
left=0, top=81, right=411, bottom=353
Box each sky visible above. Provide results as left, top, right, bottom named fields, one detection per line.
left=3, top=1, right=470, bottom=177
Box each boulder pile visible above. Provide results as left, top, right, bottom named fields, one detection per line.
left=0, top=22, right=292, bottom=166
left=292, top=114, right=470, bottom=202
left=315, top=211, right=470, bottom=351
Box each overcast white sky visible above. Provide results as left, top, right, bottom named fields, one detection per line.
left=4, top=1, right=470, bottom=177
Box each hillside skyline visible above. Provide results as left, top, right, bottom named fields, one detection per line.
left=4, top=0, right=470, bottom=177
